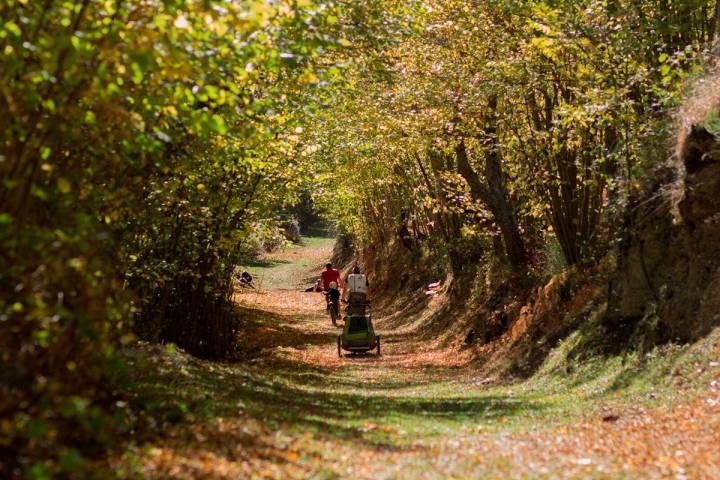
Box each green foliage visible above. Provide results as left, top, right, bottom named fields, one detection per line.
left=308, top=0, right=715, bottom=272
left=2, top=0, right=718, bottom=475
left=0, top=0, right=347, bottom=476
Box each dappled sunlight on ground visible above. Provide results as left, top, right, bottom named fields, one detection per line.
left=120, top=237, right=720, bottom=479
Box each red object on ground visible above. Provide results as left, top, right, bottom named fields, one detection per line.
left=320, top=268, right=341, bottom=289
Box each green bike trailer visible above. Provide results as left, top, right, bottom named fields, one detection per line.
left=337, top=313, right=380, bottom=356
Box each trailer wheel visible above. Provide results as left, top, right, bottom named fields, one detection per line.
left=376, top=336, right=381, bottom=356
left=337, top=335, right=342, bottom=358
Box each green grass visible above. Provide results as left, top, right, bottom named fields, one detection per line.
left=240, top=235, right=335, bottom=290
left=115, top=323, right=720, bottom=478
left=122, top=325, right=720, bottom=444
left=116, top=236, right=720, bottom=478
left=504, top=324, right=720, bottom=425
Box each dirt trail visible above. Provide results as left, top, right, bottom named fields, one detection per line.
left=125, top=237, right=720, bottom=479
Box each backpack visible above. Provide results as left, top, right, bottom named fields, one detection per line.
left=347, top=273, right=368, bottom=293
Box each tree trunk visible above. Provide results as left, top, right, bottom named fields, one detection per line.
left=455, top=139, right=527, bottom=270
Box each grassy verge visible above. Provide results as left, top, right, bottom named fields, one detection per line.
left=240, top=235, right=335, bottom=290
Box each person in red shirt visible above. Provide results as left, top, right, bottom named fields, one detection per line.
left=319, top=263, right=342, bottom=312
left=320, top=263, right=342, bottom=290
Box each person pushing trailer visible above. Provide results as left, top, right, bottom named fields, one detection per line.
left=343, top=265, right=369, bottom=306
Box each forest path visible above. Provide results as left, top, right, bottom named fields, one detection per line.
left=123, top=236, right=720, bottom=479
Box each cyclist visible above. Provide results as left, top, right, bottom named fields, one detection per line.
left=344, top=265, right=369, bottom=314
left=319, top=263, right=342, bottom=311
left=320, top=263, right=341, bottom=290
